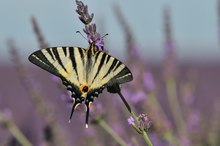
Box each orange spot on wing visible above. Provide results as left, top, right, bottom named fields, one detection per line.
left=80, top=83, right=89, bottom=92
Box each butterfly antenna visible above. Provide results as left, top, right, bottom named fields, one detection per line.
left=76, top=31, right=87, bottom=41
left=69, top=101, right=79, bottom=123
left=85, top=103, right=90, bottom=128
left=102, top=33, right=109, bottom=39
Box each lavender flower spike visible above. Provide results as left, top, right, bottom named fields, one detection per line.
left=76, top=1, right=105, bottom=50
left=76, top=0, right=94, bottom=25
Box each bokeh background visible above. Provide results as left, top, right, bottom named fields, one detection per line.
left=0, top=0, right=220, bottom=146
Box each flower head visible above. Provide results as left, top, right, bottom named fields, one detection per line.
left=76, top=1, right=105, bottom=51
left=138, top=114, right=152, bottom=131
left=84, top=24, right=104, bottom=51
left=76, top=0, right=94, bottom=25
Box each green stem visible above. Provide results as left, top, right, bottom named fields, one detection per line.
left=165, top=77, right=186, bottom=136
left=207, top=102, right=220, bottom=146
left=142, top=131, right=153, bottom=146
left=98, top=119, right=127, bottom=146
left=0, top=112, right=33, bottom=146
left=118, top=92, right=138, bottom=123
left=118, top=91, right=153, bottom=146
left=147, top=92, right=179, bottom=146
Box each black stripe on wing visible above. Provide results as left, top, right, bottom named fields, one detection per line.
left=62, top=47, right=67, bottom=56
left=28, top=49, right=60, bottom=77
left=92, top=53, right=107, bottom=83
left=113, top=66, right=132, bottom=84
left=78, top=47, right=85, bottom=65
left=102, top=54, right=133, bottom=86
left=52, top=48, right=68, bottom=72
left=69, top=47, right=80, bottom=82
left=102, top=59, right=118, bottom=79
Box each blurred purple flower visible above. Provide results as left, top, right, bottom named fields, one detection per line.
left=127, top=142, right=137, bottom=146
left=183, top=93, right=195, bottom=106
left=31, top=17, right=49, bottom=48
left=89, top=103, right=106, bottom=125
left=179, top=136, right=191, bottom=146
left=142, top=71, right=156, bottom=92
left=113, top=5, right=141, bottom=62
left=51, top=75, right=60, bottom=83
left=112, top=123, right=125, bottom=136
left=186, top=111, right=201, bottom=131
left=130, top=46, right=140, bottom=60
left=60, top=92, right=73, bottom=108
left=131, top=90, right=147, bottom=104
left=163, top=6, right=177, bottom=78
left=123, top=89, right=147, bottom=105
left=90, top=103, right=105, bottom=119
left=84, top=125, right=96, bottom=136
left=150, top=133, right=168, bottom=146
left=181, top=83, right=195, bottom=106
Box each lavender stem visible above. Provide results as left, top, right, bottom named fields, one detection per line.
left=0, top=111, right=33, bottom=146
left=117, top=91, right=153, bottom=146
left=97, top=118, right=127, bottom=146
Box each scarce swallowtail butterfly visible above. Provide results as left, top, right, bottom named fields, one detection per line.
left=28, top=42, right=133, bottom=127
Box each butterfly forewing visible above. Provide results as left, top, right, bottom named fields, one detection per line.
left=28, top=47, right=87, bottom=87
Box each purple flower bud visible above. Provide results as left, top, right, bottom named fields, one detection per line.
left=127, top=116, right=135, bottom=125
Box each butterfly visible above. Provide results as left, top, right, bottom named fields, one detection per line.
left=28, top=42, right=133, bottom=127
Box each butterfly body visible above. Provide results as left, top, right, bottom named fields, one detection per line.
left=28, top=43, right=133, bottom=126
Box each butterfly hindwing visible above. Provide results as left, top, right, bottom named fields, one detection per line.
left=88, top=50, right=133, bottom=90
